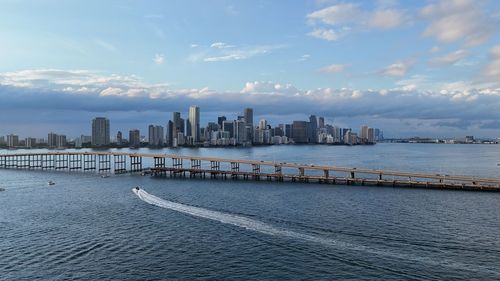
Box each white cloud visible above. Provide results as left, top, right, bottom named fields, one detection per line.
left=200, top=45, right=285, bottom=63
left=210, top=42, right=234, bottom=49
left=298, top=54, right=311, bottom=61
left=368, top=9, right=404, bottom=29
left=483, top=45, right=500, bottom=80
left=420, top=0, right=496, bottom=47
left=320, top=64, right=346, bottom=73
left=306, top=3, right=406, bottom=41
left=308, top=28, right=339, bottom=41
left=190, top=44, right=199, bottom=48
left=381, top=60, right=414, bottom=77
left=307, top=3, right=360, bottom=26
left=204, top=54, right=243, bottom=62
left=153, top=53, right=165, bottom=65
left=2, top=70, right=500, bottom=135
left=430, top=49, right=468, bottom=66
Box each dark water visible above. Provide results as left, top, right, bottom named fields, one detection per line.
left=1, top=144, right=500, bottom=280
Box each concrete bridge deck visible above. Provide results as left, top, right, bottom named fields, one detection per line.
left=0, top=151, right=499, bottom=191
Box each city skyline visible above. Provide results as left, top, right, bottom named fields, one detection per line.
left=0, top=106, right=383, bottom=148
left=0, top=1, right=499, bottom=138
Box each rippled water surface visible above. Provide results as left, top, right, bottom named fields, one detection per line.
left=1, top=144, right=499, bottom=280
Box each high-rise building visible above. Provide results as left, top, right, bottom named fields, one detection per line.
left=360, top=125, right=369, bottom=141
left=259, top=119, right=267, bottom=130
left=116, top=131, right=123, bottom=146
left=129, top=129, right=140, bottom=148
left=234, top=120, right=247, bottom=145
left=308, top=115, right=318, bottom=143
left=222, top=120, right=234, bottom=138
left=217, top=116, right=226, bottom=129
left=26, top=137, right=37, bottom=148
left=318, top=117, right=325, bottom=128
left=172, top=112, right=184, bottom=137
left=188, top=106, right=200, bottom=142
left=48, top=132, right=58, bottom=148
left=292, top=121, right=308, bottom=143
left=368, top=128, right=375, bottom=143
left=92, top=117, right=110, bottom=147
left=244, top=108, right=253, bottom=127
left=166, top=120, right=174, bottom=146
left=56, top=134, right=67, bottom=148
left=7, top=134, right=19, bottom=147
left=148, top=125, right=164, bottom=147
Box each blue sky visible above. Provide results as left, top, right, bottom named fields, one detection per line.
left=0, top=0, right=499, bottom=138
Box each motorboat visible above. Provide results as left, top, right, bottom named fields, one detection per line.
left=48, top=181, right=55, bottom=186
left=101, top=174, right=110, bottom=178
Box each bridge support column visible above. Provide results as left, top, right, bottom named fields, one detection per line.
left=231, top=162, right=239, bottom=179
left=69, top=154, right=82, bottom=170
left=252, top=164, right=260, bottom=181
left=190, top=159, right=201, bottom=178
left=171, top=158, right=183, bottom=177
left=130, top=156, right=143, bottom=173
left=275, top=165, right=283, bottom=182
left=98, top=154, right=111, bottom=173
left=153, top=157, right=166, bottom=176
left=210, top=161, right=220, bottom=178
left=84, top=154, right=96, bottom=171
left=114, top=155, right=127, bottom=174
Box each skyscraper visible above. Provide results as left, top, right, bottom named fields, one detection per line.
left=116, top=131, right=123, bottom=146
left=148, top=125, right=164, bottom=147
left=292, top=121, right=308, bottom=143
left=129, top=129, right=140, bottom=148
left=188, top=106, right=200, bottom=142
left=217, top=116, right=227, bottom=129
left=244, top=108, right=253, bottom=127
left=48, top=132, right=58, bottom=148
left=318, top=117, right=325, bottom=129
left=308, top=115, right=318, bottom=143
left=92, top=117, right=110, bottom=147
left=7, top=134, right=19, bottom=147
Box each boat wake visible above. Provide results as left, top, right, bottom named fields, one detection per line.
left=132, top=188, right=499, bottom=276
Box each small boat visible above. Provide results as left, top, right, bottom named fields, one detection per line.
left=101, top=174, right=110, bottom=178
left=48, top=181, right=55, bottom=186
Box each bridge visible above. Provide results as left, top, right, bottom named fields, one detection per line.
left=0, top=151, right=499, bottom=191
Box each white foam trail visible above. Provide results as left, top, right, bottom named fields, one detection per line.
left=133, top=188, right=499, bottom=276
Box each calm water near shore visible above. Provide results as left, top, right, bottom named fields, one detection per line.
left=1, top=144, right=499, bottom=280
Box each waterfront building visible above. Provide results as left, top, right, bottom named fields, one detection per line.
left=0, top=136, right=5, bottom=145
left=189, top=105, right=201, bottom=142
left=259, top=119, right=267, bottom=130
left=360, top=125, right=369, bottom=142
left=217, top=116, right=227, bottom=128
left=148, top=125, right=164, bottom=147
left=308, top=115, right=318, bottom=143
left=319, top=117, right=325, bottom=129
left=244, top=108, right=253, bottom=127
left=292, top=121, right=308, bottom=143
left=26, top=137, right=37, bottom=148
left=368, top=128, right=375, bottom=143
left=223, top=120, right=234, bottom=138
left=92, top=117, right=110, bottom=147
left=56, top=134, right=67, bottom=148
left=48, top=132, right=58, bottom=148
left=166, top=120, right=174, bottom=146
left=234, top=119, right=247, bottom=145
left=116, top=131, right=123, bottom=146
left=7, top=134, right=19, bottom=147
left=129, top=129, right=140, bottom=148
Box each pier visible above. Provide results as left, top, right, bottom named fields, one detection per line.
left=0, top=151, right=499, bottom=191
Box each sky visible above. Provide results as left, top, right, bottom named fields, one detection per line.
left=0, top=0, right=499, bottom=139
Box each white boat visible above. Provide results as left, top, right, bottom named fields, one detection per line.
left=101, top=174, right=110, bottom=178
left=48, top=181, right=55, bottom=186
